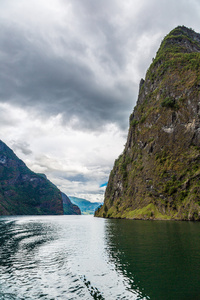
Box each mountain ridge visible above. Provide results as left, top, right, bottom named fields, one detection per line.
left=0, top=140, right=79, bottom=215
left=95, top=26, right=200, bottom=221
left=62, top=193, right=81, bottom=215
left=0, top=139, right=63, bottom=215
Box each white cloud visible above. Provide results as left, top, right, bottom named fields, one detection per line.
left=1, top=0, right=200, bottom=202
left=0, top=103, right=125, bottom=202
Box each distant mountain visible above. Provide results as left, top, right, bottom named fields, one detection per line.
left=62, top=193, right=81, bottom=215
left=69, top=196, right=102, bottom=215
left=0, top=139, right=76, bottom=215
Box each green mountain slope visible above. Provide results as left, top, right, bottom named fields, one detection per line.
left=62, top=193, right=81, bottom=215
left=69, top=196, right=102, bottom=215
left=95, top=26, right=200, bottom=221
left=0, top=140, right=64, bottom=215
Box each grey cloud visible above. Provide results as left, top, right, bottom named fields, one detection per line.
left=11, top=140, right=32, bottom=155
left=0, top=22, right=134, bottom=130
left=70, top=0, right=134, bottom=70
left=63, top=174, right=89, bottom=183
left=1, top=0, right=200, bottom=132
left=1, top=0, right=200, bottom=201
left=0, top=106, right=17, bottom=127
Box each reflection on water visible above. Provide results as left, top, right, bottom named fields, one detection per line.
left=105, top=219, right=200, bottom=300
left=0, top=216, right=199, bottom=300
left=0, top=216, right=138, bottom=300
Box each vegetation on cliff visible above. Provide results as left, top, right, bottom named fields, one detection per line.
left=62, top=193, right=81, bottom=215
left=0, top=140, right=64, bottom=215
left=95, top=26, right=200, bottom=221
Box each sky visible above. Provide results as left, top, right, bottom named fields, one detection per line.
left=0, top=0, right=200, bottom=202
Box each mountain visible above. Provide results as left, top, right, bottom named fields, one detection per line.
left=0, top=140, right=64, bottom=215
left=95, top=26, right=200, bottom=221
left=62, top=193, right=81, bottom=215
left=69, top=196, right=102, bottom=215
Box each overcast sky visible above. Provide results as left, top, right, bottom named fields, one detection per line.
left=0, top=0, right=200, bottom=202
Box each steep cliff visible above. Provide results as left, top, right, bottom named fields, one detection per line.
left=95, top=26, right=200, bottom=221
left=0, top=140, right=63, bottom=215
left=62, top=193, right=81, bottom=215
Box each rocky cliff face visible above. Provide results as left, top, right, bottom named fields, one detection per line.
left=0, top=140, right=64, bottom=215
left=95, top=26, right=200, bottom=221
left=62, top=193, right=81, bottom=215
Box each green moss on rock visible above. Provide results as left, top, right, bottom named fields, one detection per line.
left=95, top=26, right=200, bottom=221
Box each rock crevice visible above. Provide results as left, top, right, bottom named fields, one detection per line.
left=95, top=26, right=200, bottom=221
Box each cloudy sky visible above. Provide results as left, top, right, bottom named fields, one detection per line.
left=0, top=0, right=200, bottom=202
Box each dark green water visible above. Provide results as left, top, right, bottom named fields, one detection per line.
left=105, top=219, right=200, bottom=300
left=0, top=216, right=199, bottom=299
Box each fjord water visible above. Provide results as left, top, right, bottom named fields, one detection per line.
left=0, top=216, right=199, bottom=300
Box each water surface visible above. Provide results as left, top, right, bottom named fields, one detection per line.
left=0, top=215, right=199, bottom=299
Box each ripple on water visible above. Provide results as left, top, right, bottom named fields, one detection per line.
left=0, top=216, right=142, bottom=300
